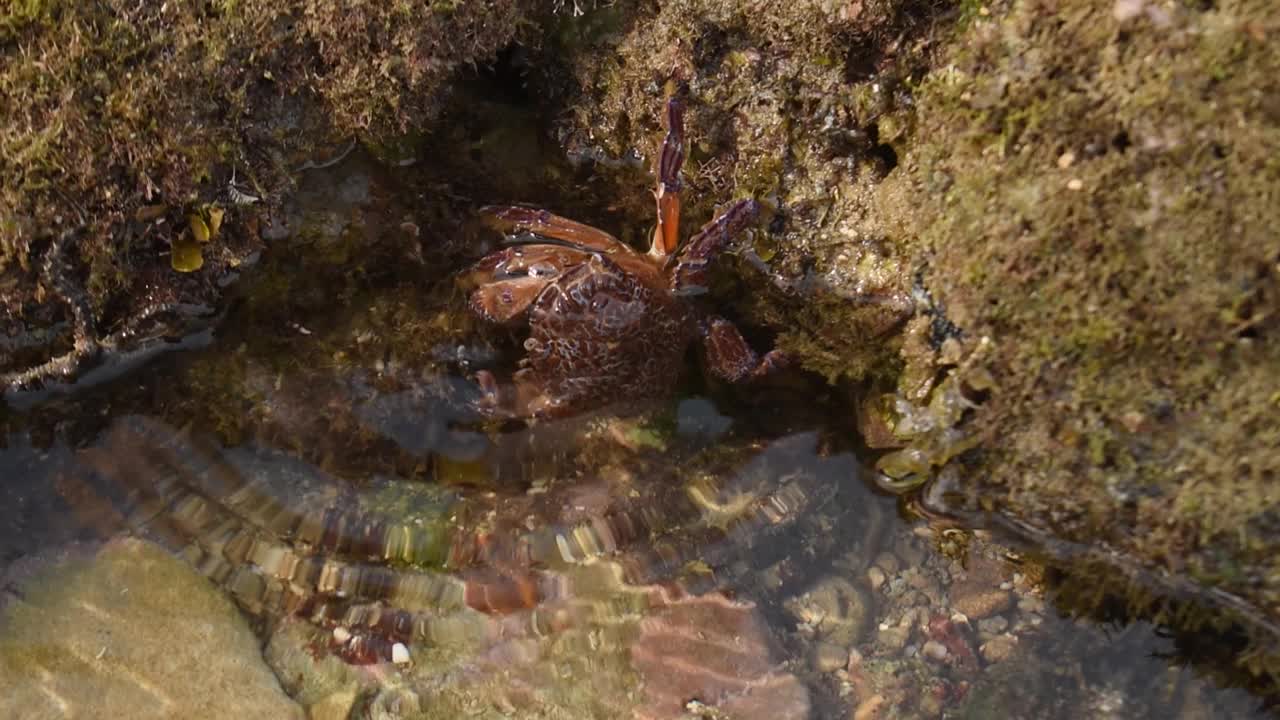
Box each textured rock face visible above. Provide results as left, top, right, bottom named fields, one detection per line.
left=0, top=538, right=303, bottom=720
left=631, top=591, right=811, bottom=720
left=541, top=0, right=1280, bottom=677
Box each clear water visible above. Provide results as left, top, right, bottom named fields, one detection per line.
left=0, top=146, right=1271, bottom=719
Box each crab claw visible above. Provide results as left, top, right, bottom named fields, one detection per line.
left=650, top=96, right=686, bottom=259
left=460, top=245, right=592, bottom=324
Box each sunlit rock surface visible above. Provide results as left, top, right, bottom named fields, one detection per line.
left=0, top=538, right=303, bottom=720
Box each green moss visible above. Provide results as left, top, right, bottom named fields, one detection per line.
left=1, top=0, right=532, bottom=359
left=877, top=0, right=1280, bottom=678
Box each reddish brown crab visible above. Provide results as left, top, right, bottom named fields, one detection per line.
left=460, top=96, right=787, bottom=419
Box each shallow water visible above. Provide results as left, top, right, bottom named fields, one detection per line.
left=0, top=146, right=1272, bottom=719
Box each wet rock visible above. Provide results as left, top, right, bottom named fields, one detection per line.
left=307, top=689, right=359, bottom=720
left=950, top=558, right=1014, bottom=620
left=921, top=640, right=949, bottom=662
left=264, top=618, right=366, bottom=710
left=813, top=641, right=850, bottom=673
left=787, top=576, right=875, bottom=647
left=977, top=615, right=1010, bottom=636
left=872, top=552, right=900, bottom=575
left=867, top=565, right=887, bottom=591
left=632, top=592, right=811, bottom=720
left=953, top=587, right=1014, bottom=620
left=852, top=693, right=887, bottom=720
left=980, top=634, right=1019, bottom=664
left=0, top=538, right=303, bottom=719
left=875, top=625, right=910, bottom=652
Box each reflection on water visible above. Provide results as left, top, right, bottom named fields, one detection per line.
left=1, top=379, right=1270, bottom=717
left=0, top=159, right=1270, bottom=719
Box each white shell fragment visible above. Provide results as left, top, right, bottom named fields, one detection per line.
left=391, top=642, right=412, bottom=665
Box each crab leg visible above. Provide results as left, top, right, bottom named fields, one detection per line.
left=649, top=96, right=686, bottom=259
left=669, top=199, right=761, bottom=295
left=699, top=316, right=790, bottom=383
left=479, top=205, right=632, bottom=255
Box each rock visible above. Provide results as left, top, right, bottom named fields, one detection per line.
left=852, top=693, right=887, bottom=720
left=632, top=592, right=810, bottom=719
left=980, top=634, right=1020, bottom=664
left=0, top=538, right=303, bottom=720
left=812, top=642, right=849, bottom=673
left=867, top=566, right=887, bottom=591
left=786, top=576, right=875, bottom=647
left=950, top=558, right=1015, bottom=619
left=307, top=688, right=359, bottom=720
left=875, top=625, right=910, bottom=652
left=921, top=640, right=949, bottom=662
left=872, top=552, right=900, bottom=575
left=952, top=588, right=1014, bottom=620
left=977, top=615, right=1010, bottom=636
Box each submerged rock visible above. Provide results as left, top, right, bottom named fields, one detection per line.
left=0, top=538, right=303, bottom=719
left=538, top=0, right=1280, bottom=685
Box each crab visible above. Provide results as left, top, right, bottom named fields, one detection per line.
left=460, top=95, right=787, bottom=419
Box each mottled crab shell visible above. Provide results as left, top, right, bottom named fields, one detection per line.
left=519, top=251, right=695, bottom=413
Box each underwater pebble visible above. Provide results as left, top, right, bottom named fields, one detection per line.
left=922, top=639, right=949, bottom=662
left=813, top=642, right=850, bottom=673
left=786, top=576, right=874, bottom=647
left=308, top=689, right=359, bottom=720
left=952, top=588, right=1013, bottom=619
left=867, top=566, right=887, bottom=591
left=977, top=615, right=1009, bottom=635
left=1067, top=178, right=1085, bottom=191
left=852, top=694, right=887, bottom=720
left=877, top=625, right=910, bottom=651
left=980, top=634, right=1019, bottom=663
left=1113, top=0, right=1145, bottom=21
left=873, top=551, right=901, bottom=575
left=1018, top=597, right=1045, bottom=614
left=849, top=691, right=890, bottom=717
left=392, top=642, right=412, bottom=665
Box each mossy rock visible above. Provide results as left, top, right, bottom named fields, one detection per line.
left=543, top=0, right=1280, bottom=687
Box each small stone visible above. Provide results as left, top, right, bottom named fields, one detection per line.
left=867, top=566, right=887, bottom=591
left=391, top=642, right=412, bottom=665
left=980, top=634, right=1019, bottom=663
left=852, top=694, right=886, bottom=720
left=1018, top=597, right=1045, bottom=614
left=786, top=576, right=874, bottom=647
left=1113, top=0, right=1144, bottom=21
left=921, top=640, right=949, bottom=662
left=812, top=642, right=849, bottom=673
left=950, top=562, right=1016, bottom=620
left=977, top=615, right=1009, bottom=635
left=1057, top=151, right=1076, bottom=169
left=876, top=625, right=910, bottom=651
left=332, top=626, right=352, bottom=644
left=308, top=689, right=359, bottom=720
left=1067, top=178, right=1084, bottom=191
left=873, top=552, right=900, bottom=575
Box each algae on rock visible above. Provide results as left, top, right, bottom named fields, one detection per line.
left=540, top=0, right=1280, bottom=686
left=0, top=0, right=533, bottom=392
left=879, top=0, right=1280, bottom=668
left=0, top=538, right=304, bottom=719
